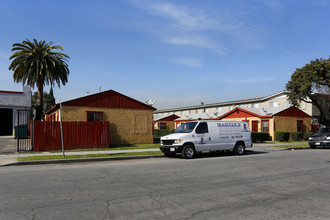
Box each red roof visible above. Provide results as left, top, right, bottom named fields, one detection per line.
left=45, top=89, right=156, bottom=115
left=273, top=106, right=311, bottom=118
left=218, top=107, right=272, bottom=119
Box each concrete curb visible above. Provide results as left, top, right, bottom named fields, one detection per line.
left=1, top=155, right=164, bottom=167
left=286, top=147, right=310, bottom=150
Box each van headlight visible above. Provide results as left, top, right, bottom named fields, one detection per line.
left=309, top=137, right=313, bottom=140
left=326, top=136, right=330, bottom=140
left=174, top=139, right=182, bottom=144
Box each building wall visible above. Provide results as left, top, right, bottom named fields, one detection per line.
left=0, top=87, right=31, bottom=108
left=58, top=106, right=153, bottom=145
left=273, top=116, right=312, bottom=133
left=0, top=87, right=31, bottom=136
left=154, top=92, right=316, bottom=119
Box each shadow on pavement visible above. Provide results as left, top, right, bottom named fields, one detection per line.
left=165, top=150, right=268, bottom=160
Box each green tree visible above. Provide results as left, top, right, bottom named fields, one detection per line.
left=286, top=57, right=330, bottom=126
left=9, top=39, right=70, bottom=120
left=31, top=87, right=56, bottom=114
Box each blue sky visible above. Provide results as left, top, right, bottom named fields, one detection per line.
left=0, top=0, right=329, bottom=109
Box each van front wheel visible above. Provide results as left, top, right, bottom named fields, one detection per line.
left=182, top=145, right=195, bottom=159
left=234, top=143, right=245, bottom=155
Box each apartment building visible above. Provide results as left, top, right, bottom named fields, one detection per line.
left=154, top=91, right=316, bottom=117
left=153, top=91, right=326, bottom=132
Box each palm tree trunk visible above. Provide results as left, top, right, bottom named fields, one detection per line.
left=36, top=80, right=44, bottom=121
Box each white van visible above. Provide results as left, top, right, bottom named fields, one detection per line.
left=160, top=120, right=252, bottom=159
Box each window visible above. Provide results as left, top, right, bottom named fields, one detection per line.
left=174, top=122, right=198, bottom=133
left=252, top=103, right=259, bottom=108
left=261, top=120, right=269, bottom=133
left=160, top=123, right=166, bottom=129
left=195, top=122, right=209, bottom=134
left=229, top=106, right=234, bottom=110
left=216, top=107, right=222, bottom=112
left=297, top=120, right=303, bottom=132
left=87, top=111, right=103, bottom=121
left=269, top=101, right=278, bottom=108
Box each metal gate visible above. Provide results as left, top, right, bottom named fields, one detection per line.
left=16, top=109, right=33, bottom=152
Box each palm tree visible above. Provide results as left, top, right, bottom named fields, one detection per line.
left=9, top=39, right=70, bottom=120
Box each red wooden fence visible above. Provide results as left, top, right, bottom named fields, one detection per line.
left=32, top=121, right=109, bottom=151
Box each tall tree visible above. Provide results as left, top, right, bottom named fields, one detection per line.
left=286, top=57, right=330, bottom=126
left=9, top=39, right=70, bottom=120
left=31, top=87, right=56, bottom=114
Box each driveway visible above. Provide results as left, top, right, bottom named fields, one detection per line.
left=0, top=136, right=16, bottom=153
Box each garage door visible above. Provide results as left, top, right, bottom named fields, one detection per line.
left=0, top=108, right=13, bottom=135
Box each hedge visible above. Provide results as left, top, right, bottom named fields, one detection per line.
left=251, top=132, right=271, bottom=143
left=304, top=132, right=315, bottom=141
left=154, top=129, right=175, bottom=137
left=290, top=132, right=304, bottom=141
left=275, top=131, right=290, bottom=141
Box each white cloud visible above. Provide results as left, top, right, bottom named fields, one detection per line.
left=170, top=57, right=203, bottom=68
left=128, top=0, right=269, bottom=54
left=224, top=77, right=275, bottom=84
left=164, top=36, right=226, bottom=55
left=147, top=1, right=220, bottom=31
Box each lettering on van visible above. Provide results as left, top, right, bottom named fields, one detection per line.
left=217, top=122, right=241, bottom=127
left=217, top=122, right=250, bottom=132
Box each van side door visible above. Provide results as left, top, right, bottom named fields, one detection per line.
left=194, top=122, right=212, bottom=152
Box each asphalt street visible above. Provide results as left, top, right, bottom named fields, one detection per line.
left=1, top=147, right=330, bottom=220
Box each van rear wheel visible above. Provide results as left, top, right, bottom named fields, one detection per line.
left=234, top=143, right=245, bottom=155
left=182, top=145, right=195, bottom=159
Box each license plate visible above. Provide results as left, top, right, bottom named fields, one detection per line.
left=170, top=148, right=175, bottom=152
left=316, top=143, right=320, bottom=145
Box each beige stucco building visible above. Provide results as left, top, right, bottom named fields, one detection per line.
left=154, top=91, right=325, bottom=130
left=45, top=90, right=155, bottom=145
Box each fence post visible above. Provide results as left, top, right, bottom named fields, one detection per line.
left=60, top=101, right=65, bottom=157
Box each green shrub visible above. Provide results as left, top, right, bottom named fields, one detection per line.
left=275, top=131, right=290, bottom=141
left=251, top=132, right=271, bottom=143
left=153, top=129, right=175, bottom=137
left=290, top=132, right=304, bottom=141
left=304, top=132, right=315, bottom=141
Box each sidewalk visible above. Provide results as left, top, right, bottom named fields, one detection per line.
left=0, top=143, right=309, bottom=167
left=0, top=148, right=163, bottom=167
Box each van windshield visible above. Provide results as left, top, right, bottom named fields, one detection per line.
left=174, top=122, right=198, bottom=133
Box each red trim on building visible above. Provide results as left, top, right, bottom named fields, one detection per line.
left=61, top=90, right=156, bottom=110
left=218, top=107, right=271, bottom=119
left=44, top=89, right=156, bottom=116
left=297, top=120, right=303, bottom=132
left=155, top=115, right=180, bottom=122
left=274, top=106, right=310, bottom=118
left=251, top=120, right=258, bottom=132
left=0, top=90, right=24, bottom=94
